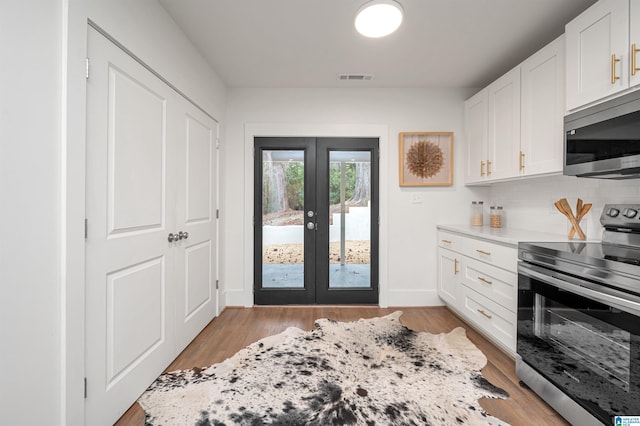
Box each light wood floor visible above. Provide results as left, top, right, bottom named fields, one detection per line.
left=116, top=306, right=569, bottom=425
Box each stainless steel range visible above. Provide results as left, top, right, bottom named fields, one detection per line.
left=517, top=204, right=640, bottom=425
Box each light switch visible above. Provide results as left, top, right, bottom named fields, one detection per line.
left=411, top=194, right=423, bottom=204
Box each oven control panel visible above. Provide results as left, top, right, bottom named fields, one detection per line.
left=601, top=204, right=640, bottom=230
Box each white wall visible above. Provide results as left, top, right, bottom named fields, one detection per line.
left=85, top=0, right=226, bottom=120
left=488, top=175, right=640, bottom=239
left=223, top=88, right=490, bottom=307
left=0, top=0, right=64, bottom=422
left=0, top=1, right=227, bottom=425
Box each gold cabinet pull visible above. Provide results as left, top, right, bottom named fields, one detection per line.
left=632, top=43, right=640, bottom=76
left=519, top=151, right=525, bottom=172
left=611, top=54, right=621, bottom=84
left=441, top=239, right=452, bottom=244
left=454, top=258, right=459, bottom=275
left=478, top=276, right=493, bottom=285
left=480, top=161, right=485, bottom=177
left=477, top=309, right=492, bottom=319
left=486, top=160, right=492, bottom=176
left=476, top=249, right=491, bottom=256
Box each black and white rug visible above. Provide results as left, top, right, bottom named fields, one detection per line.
left=138, top=312, right=509, bottom=425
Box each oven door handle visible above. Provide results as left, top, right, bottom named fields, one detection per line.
left=519, top=262, right=640, bottom=317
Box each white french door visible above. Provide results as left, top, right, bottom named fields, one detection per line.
left=85, top=27, right=218, bottom=425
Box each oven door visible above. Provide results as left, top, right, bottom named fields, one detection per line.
left=518, top=262, right=640, bottom=424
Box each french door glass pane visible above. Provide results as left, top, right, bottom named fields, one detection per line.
left=261, top=150, right=305, bottom=288
left=328, top=151, right=371, bottom=288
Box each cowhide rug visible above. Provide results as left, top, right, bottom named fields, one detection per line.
left=138, top=312, right=510, bottom=425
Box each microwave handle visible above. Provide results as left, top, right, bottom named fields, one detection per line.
left=519, top=262, right=640, bottom=317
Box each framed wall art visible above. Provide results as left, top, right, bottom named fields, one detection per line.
left=398, top=131, right=454, bottom=186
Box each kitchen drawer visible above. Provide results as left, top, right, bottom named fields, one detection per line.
left=461, top=256, right=517, bottom=312
left=459, top=235, right=517, bottom=272
left=438, top=230, right=465, bottom=251
left=460, top=284, right=516, bottom=354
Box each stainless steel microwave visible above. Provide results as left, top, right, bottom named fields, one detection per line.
left=564, top=89, right=640, bottom=179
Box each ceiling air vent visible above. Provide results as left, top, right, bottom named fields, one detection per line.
left=337, top=73, right=375, bottom=81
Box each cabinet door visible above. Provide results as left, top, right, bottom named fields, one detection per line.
left=566, top=0, right=630, bottom=110
left=487, top=67, right=520, bottom=180
left=631, top=0, right=640, bottom=89
left=464, top=90, right=488, bottom=184
left=438, top=247, right=461, bottom=307
left=520, top=35, right=564, bottom=176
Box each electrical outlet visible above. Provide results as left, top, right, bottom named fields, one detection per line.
left=411, top=194, right=423, bottom=204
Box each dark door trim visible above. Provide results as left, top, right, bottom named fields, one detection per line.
left=315, top=137, right=379, bottom=304
left=253, top=137, right=379, bottom=305
left=254, top=137, right=316, bottom=305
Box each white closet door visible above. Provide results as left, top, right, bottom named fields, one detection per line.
left=173, top=97, right=218, bottom=350
left=85, top=27, right=178, bottom=425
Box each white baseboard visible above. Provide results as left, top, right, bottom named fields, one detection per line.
left=222, top=289, right=251, bottom=307
left=223, top=288, right=444, bottom=308
left=385, top=289, right=444, bottom=307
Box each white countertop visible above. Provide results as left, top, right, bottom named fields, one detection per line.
left=436, top=224, right=593, bottom=247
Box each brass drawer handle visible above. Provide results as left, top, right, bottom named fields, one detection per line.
left=478, top=277, right=493, bottom=285
left=480, top=161, right=485, bottom=177
left=441, top=239, right=452, bottom=244
left=612, top=54, right=621, bottom=84
left=454, top=258, right=459, bottom=275
left=633, top=43, right=640, bottom=76
left=477, top=309, right=492, bottom=319
left=486, top=160, right=492, bottom=176
left=476, top=249, right=491, bottom=256
left=519, top=151, right=525, bottom=172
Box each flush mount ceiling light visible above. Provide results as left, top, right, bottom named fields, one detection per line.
left=354, top=0, right=404, bottom=38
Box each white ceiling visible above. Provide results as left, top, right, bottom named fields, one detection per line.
left=159, top=0, right=598, bottom=89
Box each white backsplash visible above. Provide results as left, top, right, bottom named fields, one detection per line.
left=488, top=174, right=640, bottom=241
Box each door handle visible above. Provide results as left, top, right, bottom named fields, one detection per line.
left=169, top=232, right=188, bottom=242
left=306, top=222, right=316, bottom=230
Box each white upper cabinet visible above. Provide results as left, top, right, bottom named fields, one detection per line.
left=566, top=0, right=636, bottom=111
left=464, top=90, right=488, bottom=184
left=464, top=36, right=565, bottom=184
left=487, top=68, right=521, bottom=180
left=464, top=69, right=521, bottom=184
left=631, top=0, right=640, bottom=89
left=520, top=35, right=565, bottom=176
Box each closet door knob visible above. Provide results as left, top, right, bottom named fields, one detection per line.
left=178, top=231, right=189, bottom=240
left=168, top=233, right=179, bottom=242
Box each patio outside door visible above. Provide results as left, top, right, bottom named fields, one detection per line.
left=254, top=137, right=379, bottom=305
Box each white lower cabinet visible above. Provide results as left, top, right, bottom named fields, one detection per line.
left=438, top=247, right=460, bottom=306
left=460, top=285, right=516, bottom=354
left=437, top=230, right=518, bottom=355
